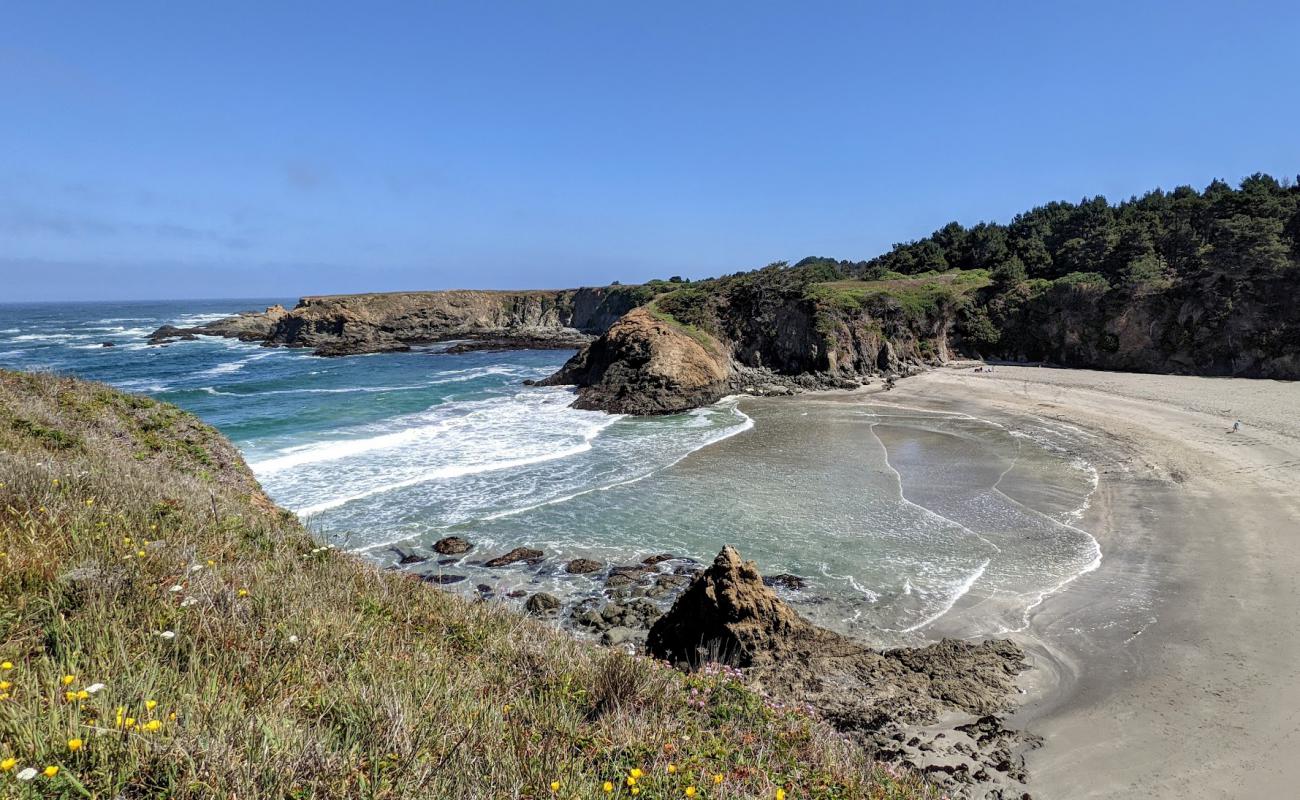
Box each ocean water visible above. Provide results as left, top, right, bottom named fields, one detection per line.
left=0, top=300, right=1102, bottom=645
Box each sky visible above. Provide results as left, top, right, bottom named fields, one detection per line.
left=2, top=1, right=1298, bottom=301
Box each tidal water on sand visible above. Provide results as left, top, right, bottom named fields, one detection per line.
left=0, top=300, right=1101, bottom=645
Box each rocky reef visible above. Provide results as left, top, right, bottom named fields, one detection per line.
left=150, top=286, right=650, bottom=356
left=647, top=546, right=1036, bottom=798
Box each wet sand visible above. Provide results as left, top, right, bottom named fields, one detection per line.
left=881, top=366, right=1300, bottom=798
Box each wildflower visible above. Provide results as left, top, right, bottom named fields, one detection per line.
left=603, top=781, right=614, bottom=793
left=0, top=694, right=8, bottom=701
left=124, top=537, right=132, bottom=545
left=124, top=717, right=136, bottom=729
left=288, top=635, right=300, bottom=644
left=142, top=720, right=161, bottom=732
left=62, top=674, right=75, bottom=685
left=158, top=631, right=176, bottom=640
left=776, top=790, right=786, bottom=800
left=0, top=680, right=10, bottom=690
left=631, top=790, right=640, bottom=796
left=630, top=768, right=643, bottom=779
left=43, top=765, right=58, bottom=778
left=237, top=588, right=249, bottom=597
left=76, top=690, right=89, bottom=700
left=67, top=738, right=82, bottom=752
left=189, top=564, right=203, bottom=573
left=550, top=780, right=560, bottom=792
left=168, top=712, right=177, bottom=721
left=714, top=774, right=724, bottom=784
left=145, top=699, right=158, bottom=711
left=84, top=683, right=105, bottom=694
left=1, top=758, right=15, bottom=771
left=685, top=788, right=697, bottom=797
left=169, top=585, right=183, bottom=593
left=64, top=690, right=77, bottom=702
left=136, top=550, right=146, bottom=558
left=180, top=597, right=198, bottom=607
left=1, top=662, right=11, bottom=670
left=206, top=559, right=215, bottom=566
left=16, top=767, right=36, bottom=781
left=52, top=479, right=59, bottom=485
left=85, top=498, right=94, bottom=506
left=667, top=763, right=677, bottom=774
left=502, top=704, right=512, bottom=715
left=627, top=776, right=637, bottom=786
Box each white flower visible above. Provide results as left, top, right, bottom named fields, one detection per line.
left=84, top=683, right=106, bottom=694
left=180, top=597, right=198, bottom=608
left=288, top=635, right=299, bottom=644
left=189, top=564, right=203, bottom=573
left=16, top=767, right=36, bottom=781
left=168, top=585, right=183, bottom=593
left=158, top=630, right=176, bottom=640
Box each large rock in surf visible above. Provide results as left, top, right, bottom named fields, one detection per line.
left=541, top=308, right=731, bottom=415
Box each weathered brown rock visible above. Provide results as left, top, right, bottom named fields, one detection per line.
left=646, top=545, right=812, bottom=667
left=524, top=592, right=561, bottom=615
left=483, top=547, right=544, bottom=568
left=564, top=558, right=604, bottom=574
left=433, top=536, right=472, bottom=555
left=541, top=308, right=731, bottom=415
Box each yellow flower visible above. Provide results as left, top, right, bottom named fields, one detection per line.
left=603, top=781, right=614, bottom=793
left=1, top=758, right=16, bottom=771
left=124, top=537, right=132, bottom=545
left=43, top=765, right=58, bottom=778
left=549, top=780, right=560, bottom=792
left=627, top=776, right=637, bottom=786
left=168, top=712, right=177, bottom=721
left=0, top=680, right=10, bottom=690
left=685, top=788, right=697, bottom=798
left=667, top=763, right=677, bottom=774
left=237, top=588, right=249, bottom=597
left=76, top=690, right=89, bottom=700
left=136, top=550, right=146, bottom=558
left=0, top=694, right=8, bottom=701
left=630, top=768, right=643, bottom=779
left=631, top=790, right=640, bottom=797
left=775, top=790, right=786, bottom=800
left=85, top=498, right=94, bottom=506
left=64, top=690, right=77, bottom=702
left=1, top=662, right=12, bottom=670
left=502, top=704, right=512, bottom=715
left=713, top=774, right=724, bottom=784
left=145, top=699, right=158, bottom=711
left=62, top=674, right=75, bottom=686
left=67, top=738, right=82, bottom=752
left=52, top=479, right=59, bottom=485
left=124, top=717, right=136, bottom=729
left=142, top=720, right=162, bottom=732
left=206, top=559, right=215, bottom=567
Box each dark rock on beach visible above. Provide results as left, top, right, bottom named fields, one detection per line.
left=433, top=536, right=472, bottom=555
left=391, top=547, right=429, bottom=566
left=484, top=547, right=544, bottom=568
left=100, top=341, right=115, bottom=347
left=524, top=592, right=561, bottom=615
left=762, top=573, right=807, bottom=590
left=564, top=558, right=604, bottom=574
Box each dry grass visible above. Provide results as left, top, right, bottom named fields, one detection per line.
left=0, top=369, right=935, bottom=799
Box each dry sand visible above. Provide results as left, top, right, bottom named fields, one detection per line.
left=881, top=366, right=1300, bottom=798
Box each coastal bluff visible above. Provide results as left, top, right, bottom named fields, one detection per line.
left=150, top=286, right=649, bottom=356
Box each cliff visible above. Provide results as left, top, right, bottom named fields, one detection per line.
left=543, top=266, right=980, bottom=413
left=151, top=285, right=651, bottom=355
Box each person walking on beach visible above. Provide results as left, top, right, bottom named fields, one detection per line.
left=1232, top=419, right=1241, bottom=433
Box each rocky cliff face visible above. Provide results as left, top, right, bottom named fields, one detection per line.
left=151, top=287, right=647, bottom=356
left=539, top=308, right=732, bottom=414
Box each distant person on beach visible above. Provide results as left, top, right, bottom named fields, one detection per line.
left=1232, top=420, right=1241, bottom=433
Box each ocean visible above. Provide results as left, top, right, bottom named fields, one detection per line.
left=0, top=299, right=1102, bottom=645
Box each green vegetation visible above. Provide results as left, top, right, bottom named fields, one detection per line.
left=807, top=270, right=991, bottom=320
left=0, top=370, right=933, bottom=799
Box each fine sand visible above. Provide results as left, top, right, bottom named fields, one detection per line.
left=877, top=366, right=1300, bottom=799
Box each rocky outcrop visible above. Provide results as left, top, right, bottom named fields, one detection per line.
left=150, top=288, right=646, bottom=356
left=539, top=308, right=732, bottom=414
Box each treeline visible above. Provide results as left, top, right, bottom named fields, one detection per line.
left=853, top=173, right=1300, bottom=291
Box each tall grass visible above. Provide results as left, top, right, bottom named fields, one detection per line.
left=0, top=370, right=934, bottom=799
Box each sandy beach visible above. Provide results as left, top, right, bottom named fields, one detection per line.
left=877, top=366, right=1300, bottom=798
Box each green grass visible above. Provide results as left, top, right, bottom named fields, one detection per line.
left=808, top=269, right=991, bottom=319
left=0, top=370, right=934, bottom=799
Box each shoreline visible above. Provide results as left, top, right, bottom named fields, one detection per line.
left=879, top=366, right=1300, bottom=798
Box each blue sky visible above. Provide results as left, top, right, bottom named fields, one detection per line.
left=2, top=1, right=1297, bottom=301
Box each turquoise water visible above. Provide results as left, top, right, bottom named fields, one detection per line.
left=0, top=300, right=1102, bottom=644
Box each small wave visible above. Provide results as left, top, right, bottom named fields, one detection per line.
left=11, top=333, right=75, bottom=342
left=0, top=328, right=20, bottom=334
left=297, top=441, right=599, bottom=516
left=897, top=559, right=990, bottom=633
